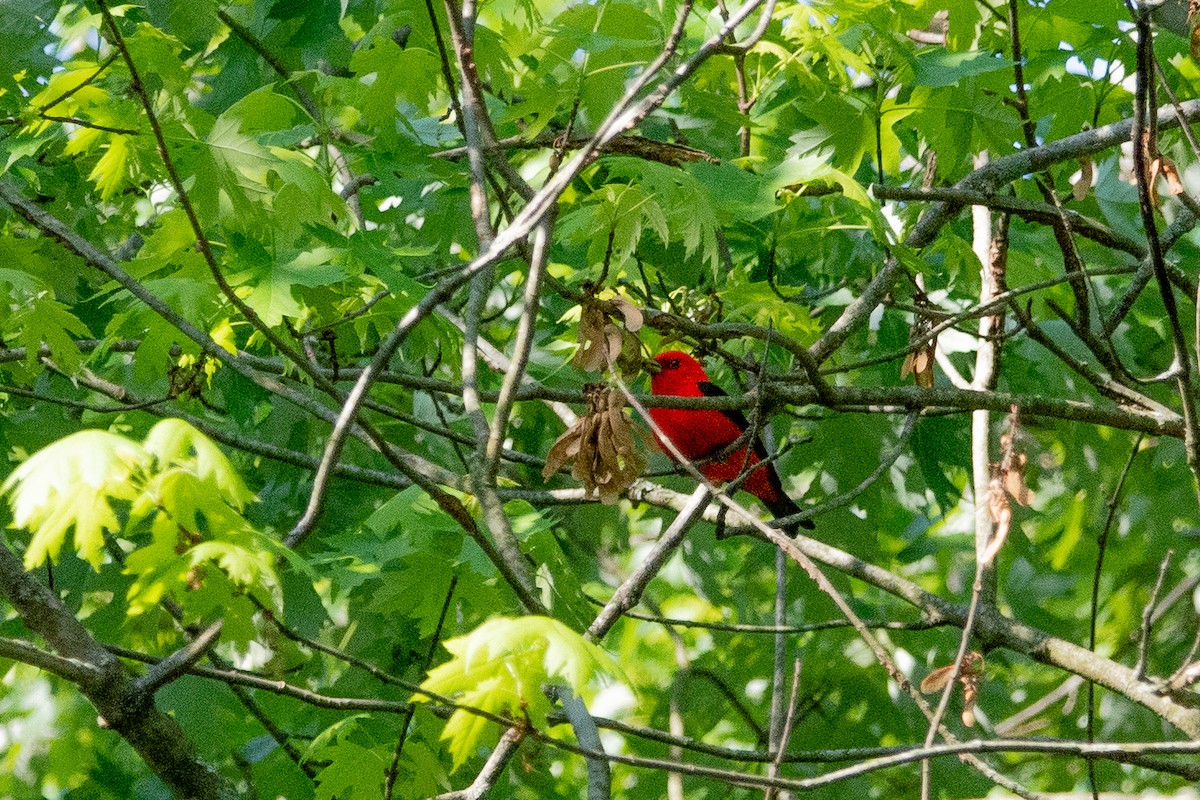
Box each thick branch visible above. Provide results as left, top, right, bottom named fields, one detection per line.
left=0, top=542, right=236, bottom=799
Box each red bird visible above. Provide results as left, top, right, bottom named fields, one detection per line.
left=649, top=350, right=814, bottom=531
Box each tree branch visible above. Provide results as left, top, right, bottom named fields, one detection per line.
left=0, top=541, right=237, bottom=799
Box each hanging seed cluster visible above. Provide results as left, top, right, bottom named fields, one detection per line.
left=920, top=651, right=985, bottom=728
left=542, top=383, right=646, bottom=504
left=573, top=294, right=644, bottom=376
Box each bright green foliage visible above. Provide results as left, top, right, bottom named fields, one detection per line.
left=419, top=616, right=619, bottom=768
left=2, top=430, right=146, bottom=569
left=2, top=420, right=276, bottom=615
left=142, top=418, right=255, bottom=509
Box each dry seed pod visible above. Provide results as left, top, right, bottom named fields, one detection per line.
left=594, top=414, right=622, bottom=503
left=610, top=295, right=644, bottom=332
left=614, top=327, right=646, bottom=378
left=590, top=387, right=646, bottom=504
left=572, top=294, right=646, bottom=373
left=901, top=346, right=936, bottom=388
left=573, top=303, right=613, bottom=372
left=920, top=651, right=985, bottom=727
left=543, top=384, right=646, bottom=504
left=982, top=468, right=1011, bottom=564
left=573, top=413, right=600, bottom=484
left=902, top=293, right=938, bottom=388
left=1002, top=451, right=1034, bottom=506
left=999, top=428, right=1035, bottom=507
left=1192, top=0, right=1200, bottom=59
left=543, top=421, right=584, bottom=479
left=1071, top=156, right=1094, bottom=201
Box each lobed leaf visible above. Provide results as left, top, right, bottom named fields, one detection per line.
left=1, top=431, right=148, bottom=569
left=418, top=616, right=619, bottom=769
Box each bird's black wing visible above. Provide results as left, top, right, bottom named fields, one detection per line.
left=697, top=381, right=814, bottom=531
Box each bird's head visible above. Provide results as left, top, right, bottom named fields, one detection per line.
left=650, top=350, right=709, bottom=395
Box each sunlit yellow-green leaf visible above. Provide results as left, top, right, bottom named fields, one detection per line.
left=143, top=419, right=255, bottom=509
left=87, top=135, right=130, bottom=199
left=1, top=431, right=148, bottom=569
left=62, top=124, right=105, bottom=157
left=417, top=616, right=619, bottom=769
left=210, top=318, right=238, bottom=356
left=26, top=65, right=110, bottom=136
left=188, top=538, right=277, bottom=591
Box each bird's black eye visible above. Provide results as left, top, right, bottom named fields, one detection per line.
left=666, top=358, right=680, bottom=369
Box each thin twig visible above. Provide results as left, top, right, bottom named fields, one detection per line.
left=433, top=727, right=526, bottom=800
left=1087, top=433, right=1143, bottom=796
left=587, top=486, right=712, bottom=641
left=1129, top=5, right=1200, bottom=497
left=764, top=658, right=803, bottom=800
left=384, top=576, right=458, bottom=800
left=767, top=545, right=788, bottom=783
left=133, top=620, right=223, bottom=695
left=1135, top=550, right=1174, bottom=682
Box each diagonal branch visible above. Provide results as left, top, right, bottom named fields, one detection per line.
left=0, top=541, right=237, bottom=799
left=134, top=620, right=224, bottom=696
left=587, top=485, right=712, bottom=641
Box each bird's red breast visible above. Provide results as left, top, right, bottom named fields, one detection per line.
left=648, top=351, right=784, bottom=504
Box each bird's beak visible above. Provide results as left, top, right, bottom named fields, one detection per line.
left=644, top=358, right=662, bottom=374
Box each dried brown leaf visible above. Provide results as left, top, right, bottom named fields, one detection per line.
left=607, top=402, right=646, bottom=484
left=916, top=348, right=934, bottom=388
left=1160, top=156, right=1186, bottom=197
left=1072, top=156, right=1094, bottom=201
left=920, top=652, right=984, bottom=727
left=901, top=343, right=936, bottom=388
left=961, top=652, right=984, bottom=727
left=610, top=295, right=644, bottom=332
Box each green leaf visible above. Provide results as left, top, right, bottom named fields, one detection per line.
left=312, top=741, right=386, bottom=800
left=1, top=431, right=148, bottom=569
left=221, top=85, right=302, bottom=135
left=911, top=49, right=1012, bottom=89
left=242, top=247, right=348, bottom=326
left=417, top=616, right=620, bottom=769
left=685, top=161, right=779, bottom=223
left=349, top=39, right=441, bottom=131
left=205, top=111, right=278, bottom=221
left=9, top=294, right=90, bottom=373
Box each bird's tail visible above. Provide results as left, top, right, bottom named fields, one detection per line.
left=765, top=493, right=815, bottom=534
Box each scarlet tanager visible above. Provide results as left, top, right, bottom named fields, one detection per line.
left=649, top=350, right=814, bottom=531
